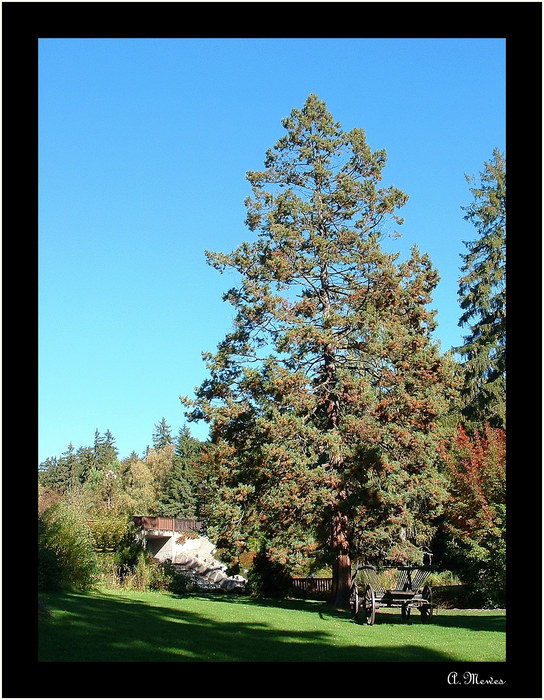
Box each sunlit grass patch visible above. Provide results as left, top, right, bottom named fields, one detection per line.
left=38, top=588, right=506, bottom=663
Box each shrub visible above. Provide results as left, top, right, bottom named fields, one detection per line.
left=424, top=569, right=461, bottom=587
left=98, top=547, right=189, bottom=594
left=111, top=522, right=147, bottom=579
left=38, top=503, right=99, bottom=591
left=96, top=552, right=123, bottom=588
left=149, top=561, right=189, bottom=594
left=129, top=551, right=157, bottom=590
left=38, top=521, right=63, bottom=591
left=247, top=549, right=292, bottom=598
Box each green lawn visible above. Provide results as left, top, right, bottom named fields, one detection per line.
left=38, top=588, right=506, bottom=662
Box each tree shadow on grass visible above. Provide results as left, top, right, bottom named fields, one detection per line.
left=198, top=592, right=505, bottom=633
left=430, top=611, right=505, bottom=633
left=359, top=606, right=506, bottom=633
left=38, top=590, right=459, bottom=664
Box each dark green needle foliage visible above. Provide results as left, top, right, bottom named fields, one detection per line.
left=184, top=95, right=458, bottom=607
left=456, top=149, right=505, bottom=430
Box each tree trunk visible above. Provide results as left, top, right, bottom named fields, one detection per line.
left=320, top=267, right=352, bottom=609
left=327, top=507, right=352, bottom=609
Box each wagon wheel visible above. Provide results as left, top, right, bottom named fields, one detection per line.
left=349, top=582, right=359, bottom=620
left=364, top=584, right=376, bottom=625
left=401, top=603, right=411, bottom=622
left=420, top=584, right=433, bottom=623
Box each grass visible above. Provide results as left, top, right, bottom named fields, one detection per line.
left=38, top=587, right=505, bottom=663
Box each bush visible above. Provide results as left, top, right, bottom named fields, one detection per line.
left=96, top=552, right=123, bottom=588
left=445, top=526, right=506, bottom=608
left=247, top=549, right=292, bottom=598
left=38, top=503, right=99, bottom=591
left=149, top=561, right=189, bottom=594
left=97, top=547, right=189, bottom=594
left=38, top=525, right=63, bottom=591
left=111, top=522, right=147, bottom=579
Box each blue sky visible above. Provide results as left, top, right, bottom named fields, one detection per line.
left=38, top=38, right=505, bottom=464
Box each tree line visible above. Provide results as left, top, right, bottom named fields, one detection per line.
left=39, top=95, right=505, bottom=608
left=39, top=421, right=206, bottom=519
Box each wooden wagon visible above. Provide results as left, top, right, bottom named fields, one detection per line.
left=349, top=564, right=436, bottom=625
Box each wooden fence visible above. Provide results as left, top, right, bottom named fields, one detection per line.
left=133, top=516, right=203, bottom=533
left=291, top=577, right=333, bottom=597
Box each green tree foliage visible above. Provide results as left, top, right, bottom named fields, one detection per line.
left=88, top=509, right=131, bottom=552
left=83, top=460, right=124, bottom=511
left=75, top=445, right=96, bottom=484
left=246, top=547, right=293, bottom=598
left=94, top=429, right=119, bottom=467
left=38, top=456, right=66, bottom=492
left=184, top=94, right=458, bottom=607
left=38, top=424, right=206, bottom=524
left=155, top=425, right=202, bottom=517
left=439, top=423, right=506, bottom=607
left=38, top=443, right=79, bottom=493
left=456, top=149, right=506, bottom=430
left=157, top=465, right=197, bottom=518
left=175, top=424, right=202, bottom=473
left=38, top=501, right=99, bottom=591
left=39, top=431, right=120, bottom=490
left=145, top=444, right=177, bottom=502
left=121, top=456, right=158, bottom=515
left=152, top=418, right=174, bottom=450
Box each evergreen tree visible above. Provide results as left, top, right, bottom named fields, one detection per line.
left=157, top=425, right=202, bottom=517
left=184, top=95, right=457, bottom=607
left=39, top=456, right=55, bottom=477
left=175, top=425, right=203, bottom=484
left=60, top=442, right=80, bottom=490
left=75, top=445, right=96, bottom=484
left=93, top=429, right=118, bottom=468
left=38, top=456, right=67, bottom=493
left=83, top=459, right=123, bottom=511
left=157, top=465, right=197, bottom=518
left=38, top=443, right=78, bottom=494
left=456, top=149, right=506, bottom=429
left=152, top=418, right=174, bottom=450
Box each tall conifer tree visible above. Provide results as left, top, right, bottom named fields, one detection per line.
left=152, top=418, right=174, bottom=450
left=456, top=149, right=506, bottom=429
left=184, top=95, right=456, bottom=607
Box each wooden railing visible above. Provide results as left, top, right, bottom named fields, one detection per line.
left=291, top=577, right=333, bottom=596
left=133, top=516, right=202, bottom=533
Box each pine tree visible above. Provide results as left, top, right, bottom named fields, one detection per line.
left=184, top=95, right=457, bottom=607
left=456, top=149, right=506, bottom=429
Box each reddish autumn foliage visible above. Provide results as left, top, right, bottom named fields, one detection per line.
left=440, top=423, right=506, bottom=606
left=443, top=423, right=505, bottom=534
left=38, top=486, right=64, bottom=516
